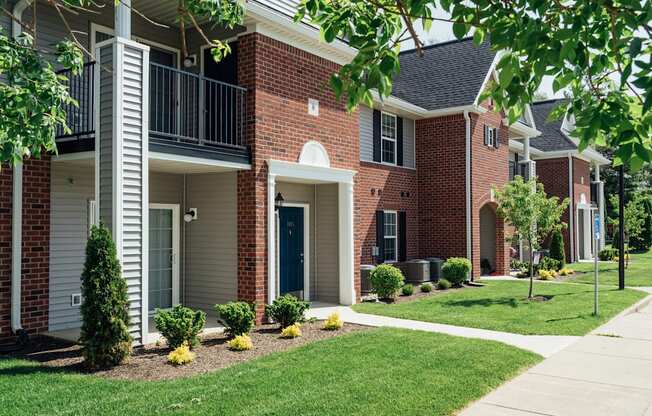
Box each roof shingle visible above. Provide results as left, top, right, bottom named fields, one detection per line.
left=530, top=99, right=577, bottom=152
left=393, top=38, right=496, bottom=111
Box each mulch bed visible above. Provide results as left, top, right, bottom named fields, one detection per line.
left=364, top=282, right=480, bottom=305
left=5, top=321, right=369, bottom=381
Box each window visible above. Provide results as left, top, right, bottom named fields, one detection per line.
left=381, top=112, right=397, bottom=164
left=484, top=125, right=499, bottom=149
left=383, top=211, right=397, bottom=262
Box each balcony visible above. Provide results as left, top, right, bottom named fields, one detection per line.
left=55, top=61, right=249, bottom=164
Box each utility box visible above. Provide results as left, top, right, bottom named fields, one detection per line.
left=426, top=257, right=444, bottom=281
left=360, top=265, right=375, bottom=294
left=401, top=260, right=430, bottom=284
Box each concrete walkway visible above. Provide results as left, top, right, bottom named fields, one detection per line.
left=461, top=291, right=652, bottom=416
left=307, top=303, right=579, bottom=357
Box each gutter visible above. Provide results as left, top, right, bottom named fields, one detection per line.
left=464, top=110, right=473, bottom=279
left=10, top=0, right=32, bottom=336
left=568, top=153, right=575, bottom=263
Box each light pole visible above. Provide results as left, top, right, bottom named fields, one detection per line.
left=618, top=165, right=625, bottom=290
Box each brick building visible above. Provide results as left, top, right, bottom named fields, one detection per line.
left=1, top=1, right=606, bottom=344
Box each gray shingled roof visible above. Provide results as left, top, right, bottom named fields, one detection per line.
left=393, top=38, right=496, bottom=111
left=530, top=99, right=577, bottom=152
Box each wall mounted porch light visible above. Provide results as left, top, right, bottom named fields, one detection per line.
left=275, top=192, right=285, bottom=210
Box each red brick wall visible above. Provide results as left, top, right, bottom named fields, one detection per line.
left=357, top=162, right=418, bottom=265
left=236, top=33, right=360, bottom=319
left=0, top=158, right=50, bottom=339
left=536, top=157, right=575, bottom=261
left=415, top=110, right=511, bottom=278
left=415, top=114, right=467, bottom=260
left=470, top=110, right=511, bottom=277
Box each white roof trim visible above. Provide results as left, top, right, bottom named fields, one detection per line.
left=243, top=2, right=356, bottom=66
left=559, top=130, right=610, bottom=165
left=503, top=118, right=541, bottom=139
left=268, top=159, right=356, bottom=184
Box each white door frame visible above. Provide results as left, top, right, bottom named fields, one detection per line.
left=267, top=155, right=356, bottom=306
left=148, top=203, right=181, bottom=314
left=277, top=203, right=310, bottom=301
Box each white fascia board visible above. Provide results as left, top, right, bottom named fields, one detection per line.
left=149, top=152, right=252, bottom=171
left=267, top=159, right=356, bottom=184
left=560, top=130, right=611, bottom=165
left=473, top=51, right=503, bottom=106
left=503, top=119, right=541, bottom=139
left=244, top=2, right=356, bottom=66
left=370, top=91, right=428, bottom=118
left=509, top=139, right=543, bottom=156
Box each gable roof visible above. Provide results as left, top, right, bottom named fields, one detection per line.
left=392, top=38, right=496, bottom=111
left=530, top=99, right=577, bottom=152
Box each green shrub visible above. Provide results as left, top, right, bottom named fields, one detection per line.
left=598, top=247, right=617, bottom=261
left=265, top=294, right=309, bottom=329
left=420, top=282, right=433, bottom=293
left=369, top=264, right=405, bottom=300
left=549, top=230, right=566, bottom=268
left=215, top=302, right=256, bottom=337
left=631, top=197, right=652, bottom=251
left=510, top=260, right=528, bottom=270
left=436, top=278, right=452, bottom=290
left=401, top=284, right=414, bottom=296
left=79, top=224, right=132, bottom=369
left=154, top=305, right=206, bottom=349
left=539, top=256, right=561, bottom=272
left=441, top=257, right=471, bottom=287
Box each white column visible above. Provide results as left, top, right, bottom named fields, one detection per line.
left=115, top=0, right=131, bottom=39
left=267, top=174, right=277, bottom=304
left=338, top=181, right=355, bottom=305
left=95, top=38, right=149, bottom=343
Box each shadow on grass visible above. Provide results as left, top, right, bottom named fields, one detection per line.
left=441, top=297, right=522, bottom=308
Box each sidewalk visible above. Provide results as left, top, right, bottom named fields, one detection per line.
left=307, top=303, right=579, bottom=358
left=461, top=291, right=652, bottom=416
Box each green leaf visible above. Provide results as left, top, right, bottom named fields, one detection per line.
left=452, top=22, right=468, bottom=39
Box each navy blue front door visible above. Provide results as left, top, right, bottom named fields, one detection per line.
left=279, top=207, right=304, bottom=294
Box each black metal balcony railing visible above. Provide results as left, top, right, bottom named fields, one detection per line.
left=149, top=63, right=247, bottom=149
left=55, top=62, right=247, bottom=151
left=56, top=62, right=95, bottom=139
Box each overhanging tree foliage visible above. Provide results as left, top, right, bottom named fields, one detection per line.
left=494, top=177, right=569, bottom=299
left=2, top=0, right=651, bottom=170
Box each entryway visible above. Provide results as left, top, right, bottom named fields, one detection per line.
left=480, top=204, right=497, bottom=275
left=278, top=205, right=309, bottom=300
left=148, top=204, right=180, bottom=314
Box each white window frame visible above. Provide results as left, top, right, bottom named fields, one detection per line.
left=383, top=210, right=398, bottom=263
left=381, top=112, right=397, bottom=166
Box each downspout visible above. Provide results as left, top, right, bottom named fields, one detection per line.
left=10, top=0, right=32, bottom=337
left=464, top=110, right=472, bottom=279
left=567, top=153, right=575, bottom=262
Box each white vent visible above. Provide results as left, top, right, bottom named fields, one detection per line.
left=71, top=293, right=82, bottom=307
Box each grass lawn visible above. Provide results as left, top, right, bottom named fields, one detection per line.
left=569, top=248, right=652, bottom=287
left=0, top=328, right=539, bottom=416
left=352, top=281, right=646, bottom=336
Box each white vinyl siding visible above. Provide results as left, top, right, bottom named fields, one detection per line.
left=403, top=118, right=415, bottom=168
left=185, top=172, right=238, bottom=312
left=359, top=105, right=374, bottom=162
left=381, top=112, right=397, bottom=165
left=120, top=44, right=146, bottom=340
left=383, top=211, right=397, bottom=262
left=315, top=184, right=339, bottom=303
left=48, top=164, right=94, bottom=331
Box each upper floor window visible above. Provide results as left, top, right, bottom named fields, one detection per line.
left=381, top=112, right=397, bottom=164
left=484, top=124, right=500, bottom=149
left=383, top=211, right=398, bottom=262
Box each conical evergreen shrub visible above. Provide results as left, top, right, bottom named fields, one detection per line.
left=549, top=230, right=565, bottom=269
left=79, top=224, right=132, bottom=368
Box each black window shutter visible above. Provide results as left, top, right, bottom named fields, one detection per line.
left=396, top=116, right=404, bottom=166
left=398, top=211, right=407, bottom=262
left=494, top=128, right=500, bottom=149
left=375, top=211, right=385, bottom=262
left=483, top=125, right=488, bottom=146
left=373, top=110, right=382, bottom=162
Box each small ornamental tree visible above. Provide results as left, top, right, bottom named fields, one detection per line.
left=79, top=224, right=132, bottom=369
left=494, top=177, right=569, bottom=299
left=630, top=194, right=652, bottom=251
left=549, top=230, right=566, bottom=269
